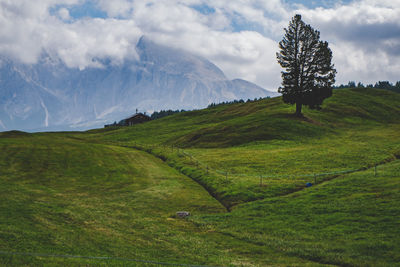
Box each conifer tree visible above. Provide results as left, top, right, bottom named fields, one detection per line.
left=277, top=14, right=336, bottom=116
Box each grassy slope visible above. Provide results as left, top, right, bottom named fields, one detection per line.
left=0, top=133, right=317, bottom=266
left=0, top=88, right=399, bottom=266
left=84, top=88, right=400, bottom=147
left=194, top=159, right=400, bottom=266
left=78, top=88, right=400, bottom=206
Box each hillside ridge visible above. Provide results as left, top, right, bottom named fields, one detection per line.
left=88, top=87, right=400, bottom=148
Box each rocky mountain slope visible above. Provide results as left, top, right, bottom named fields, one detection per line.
left=0, top=37, right=275, bottom=131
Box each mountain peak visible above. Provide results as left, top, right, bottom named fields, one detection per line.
left=0, top=37, right=275, bottom=131
left=136, top=36, right=226, bottom=79
left=136, top=35, right=150, bottom=50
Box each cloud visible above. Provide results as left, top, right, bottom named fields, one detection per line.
left=0, top=0, right=399, bottom=90
left=58, top=7, right=71, bottom=20
left=330, top=41, right=398, bottom=84
left=98, top=0, right=282, bottom=90
left=0, top=0, right=142, bottom=68
left=0, top=0, right=52, bottom=64
left=96, top=0, right=133, bottom=17
left=298, top=0, right=400, bottom=84
left=47, top=18, right=142, bottom=69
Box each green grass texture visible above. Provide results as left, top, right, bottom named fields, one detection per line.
left=78, top=88, right=400, bottom=206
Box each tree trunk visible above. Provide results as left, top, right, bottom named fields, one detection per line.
left=295, top=102, right=302, bottom=117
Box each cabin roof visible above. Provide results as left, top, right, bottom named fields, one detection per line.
left=125, top=113, right=150, bottom=120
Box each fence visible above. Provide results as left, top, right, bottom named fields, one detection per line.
left=107, top=141, right=371, bottom=186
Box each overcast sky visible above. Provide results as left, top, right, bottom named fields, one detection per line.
left=0, top=0, right=399, bottom=91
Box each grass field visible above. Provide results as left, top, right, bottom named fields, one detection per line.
left=0, top=88, right=399, bottom=266
left=193, top=159, right=400, bottom=266
left=78, top=88, right=400, bottom=206
left=0, top=133, right=320, bottom=266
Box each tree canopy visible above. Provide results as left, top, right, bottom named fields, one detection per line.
left=277, top=14, right=336, bottom=116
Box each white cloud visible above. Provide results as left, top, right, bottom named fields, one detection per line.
left=47, top=18, right=142, bottom=69
left=58, top=7, right=71, bottom=20
left=298, top=0, right=400, bottom=85
left=97, top=0, right=133, bottom=17
left=106, top=0, right=281, bottom=90
left=0, top=0, right=142, bottom=68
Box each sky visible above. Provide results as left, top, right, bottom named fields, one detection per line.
left=0, top=0, right=399, bottom=91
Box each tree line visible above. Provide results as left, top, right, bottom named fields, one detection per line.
left=207, top=97, right=269, bottom=108
left=334, top=81, right=400, bottom=93
left=151, top=97, right=271, bottom=120
left=150, top=109, right=186, bottom=120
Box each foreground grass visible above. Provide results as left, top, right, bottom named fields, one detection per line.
left=1, top=133, right=397, bottom=266
left=0, top=134, right=318, bottom=266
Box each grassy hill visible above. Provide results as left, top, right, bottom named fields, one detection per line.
left=0, top=88, right=399, bottom=266
left=78, top=88, right=400, bottom=207
left=195, top=159, right=400, bottom=266
left=1, top=133, right=291, bottom=266
left=84, top=88, right=400, bottom=146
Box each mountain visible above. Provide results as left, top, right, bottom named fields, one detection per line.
left=0, top=36, right=276, bottom=131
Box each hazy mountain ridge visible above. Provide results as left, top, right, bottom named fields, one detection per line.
left=0, top=37, right=276, bottom=131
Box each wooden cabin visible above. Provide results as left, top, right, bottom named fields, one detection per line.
left=104, top=112, right=152, bottom=128
left=123, top=113, right=151, bottom=126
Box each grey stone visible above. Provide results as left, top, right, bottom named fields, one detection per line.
left=176, top=211, right=190, bottom=218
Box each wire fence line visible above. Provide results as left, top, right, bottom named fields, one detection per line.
left=107, top=141, right=366, bottom=184
left=0, top=251, right=217, bottom=267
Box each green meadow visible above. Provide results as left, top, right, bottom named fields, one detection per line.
left=81, top=88, right=400, bottom=207
left=0, top=88, right=399, bottom=266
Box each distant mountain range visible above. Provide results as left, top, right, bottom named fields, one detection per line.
left=0, top=36, right=276, bottom=131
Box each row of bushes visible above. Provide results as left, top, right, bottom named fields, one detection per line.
left=334, top=80, right=400, bottom=93
left=207, top=97, right=270, bottom=108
